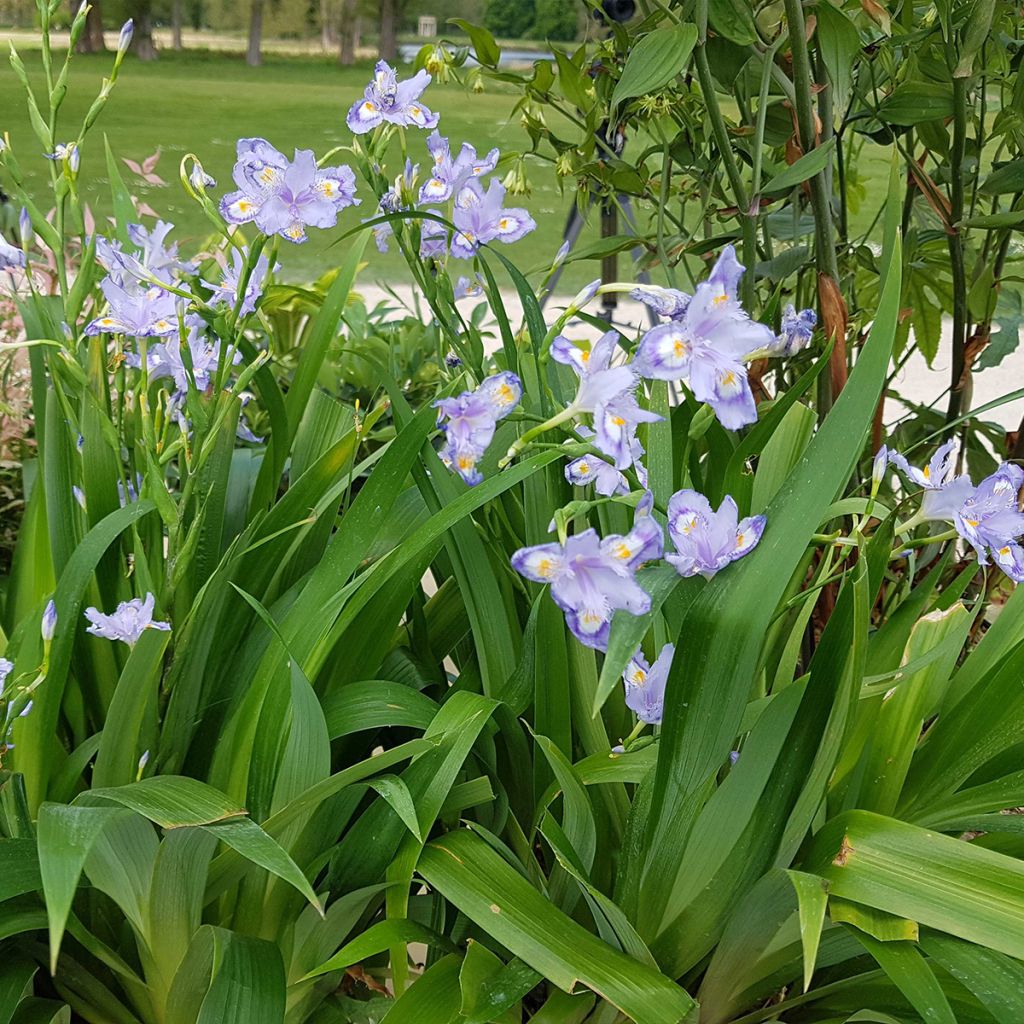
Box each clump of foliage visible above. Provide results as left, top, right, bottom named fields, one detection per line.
left=2, top=2, right=1024, bottom=1024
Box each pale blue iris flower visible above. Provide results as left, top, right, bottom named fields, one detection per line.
left=634, top=246, right=775, bottom=430
left=346, top=61, right=439, bottom=134
left=434, top=372, right=523, bottom=485
left=666, top=488, right=765, bottom=579
left=954, top=463, right=1024, bottom=582
left=511, top=496, right=662, bottom=650
left=84, top=593, right=170, bottom=647
left=623, top=642, right=675, bottom=724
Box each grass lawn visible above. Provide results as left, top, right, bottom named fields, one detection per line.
left=0, top=44, right=895, bottom=295
left=0, top=47, right=606, bottom=290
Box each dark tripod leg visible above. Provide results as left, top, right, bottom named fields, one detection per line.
left=539, top=196, right=596, bottom=311
left=617, top=194, right=658, bottom=328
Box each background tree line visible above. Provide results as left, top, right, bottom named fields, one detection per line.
left=0, top=0, right=578, bottom=64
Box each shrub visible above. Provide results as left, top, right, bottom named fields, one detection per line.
left=483, top=0, right=536, bottom=40
left=2, top=1, right=1024, bottom=1022
left=531, top=0, right=579, bottom=41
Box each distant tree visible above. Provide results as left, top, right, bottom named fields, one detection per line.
left=379, top=0, right=399, bottom=60
left=531, top=0, right=578, bottom=41
left=171, top=0, right=184, bottom=49
left=338, top=0, right=360, bottom=65
left=483, top=0, right=534, bottom=39
left=128, top=0, right=159, bottom=59
left=247, top=0, right=264, bottom=65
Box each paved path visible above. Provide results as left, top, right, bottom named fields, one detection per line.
left=354, top=282, right=1024, bottom=434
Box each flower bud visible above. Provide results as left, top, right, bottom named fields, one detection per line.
left=66, top=143, right=80, bottom=174
left=18, top=207, right=31, bottom=246
left=570, top=278, right=601, bottom=310
left=118, top=19, right=134, bottom=55
left=189, top=160, right=215, bottom=191
left=872, top=446, right=889, bottom=488
left=553, top=240, right=570, bottom=269
left=41, top=600, right=57, bottom=643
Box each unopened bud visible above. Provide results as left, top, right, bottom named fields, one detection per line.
left=118, top=19, right=134, bottom=55
left=41, top=600, right=57, bottom=642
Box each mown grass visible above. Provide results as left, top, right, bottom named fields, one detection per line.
left=0, top=47, right=601, bottom=287
left=0, top=45, right=894, bottom=292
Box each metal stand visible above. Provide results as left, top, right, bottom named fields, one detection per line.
left=541, top=184, right=657, bottom=328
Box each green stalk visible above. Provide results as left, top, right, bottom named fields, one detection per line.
left=694, top=0, right=757, bottom=310
left=782, top=0, right=841, bottom=413
left=944, top=75, right=969, bottom=429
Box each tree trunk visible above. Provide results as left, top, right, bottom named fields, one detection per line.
left=131, top=3, right=159, bottom=61
left=172, top=0, right=184, bottom=50
left=320, top=0, right=335, bottom=50
left=247, top=0, right=264, bottom=67
left=378, top=0, right=398, bottom=61
left=74, top=0, right=107, bottom=52
left=338, top=0, right=359, bottom=65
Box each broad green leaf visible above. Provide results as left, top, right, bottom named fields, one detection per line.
left=0, top=839, right=41, bottom=901
left=979, top=160, right=1024, bottom=195
left=805, top=811, right=1024, bottom=959
left=900, top=640, right=1024, bottom=816
left=379, top=955, right=464, bottom=1023
left=858, top=604, right=972, bottom=815
left=850, top=932, right=956, bottom=1024
left=611, top=25, right=698, bottom=109
left=0, top=958, right=37, bottom=1024
left=450, top=19, right=500, bottom=67
left=86, top=776, right=247, bottom=828
left=708, top=0, right=757, bottom=44
left=787, top=870, right=828, bottom=992
left=13, top=500, right=156, bottom=811
left=460, top=941, right=520, bottom=1024
left=876, top=83, right=954, bottom=125
left=762, top=139, right=837, bottom=195
left=92, top=627, right=170, bottom=789
left=200, top=818, right=321, bottom=911
left=830, top=899, right=919, bottom=942
left=816, top=1, right=861, bottom=115
left=920, top=931, right=1024, bottom=1023
left=37, top=803, right=129, bottom=970
left=418, top=829, right=697, bottom=1023
left=196, top=928, right=285, bottom=1024
left=304, top=918, right=455, bottom=979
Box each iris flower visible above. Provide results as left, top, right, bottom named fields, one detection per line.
left=450, top=179, right=535, bottom=259
left=0, top=234, right=25, bottom=271
left=84, top=594, right=170, bottom=647
left=96, top=221, right=194, bottom=287
left=551, top=331, right=660, bottom=470
left=565, top=454, right=630, bottom=496
left=85, top=278, right=178, bottom=337
left=434, top=371, right=522, bottom=485
left=419, top=131, right=499, bottom=204
left=221, top=140, right=358, bottom=243
left=623, top=642, right=675, bottom=724
left=634, top=246, right=775, bottom=430
left=666, top=488, right=765, bottom=579
left=511, top=497, right=662, bottom=650
left=889, top=438, right=973, bottom=522
left=145, top=327, right=240, bottom=396
left=202, top=250, right=274, bottom=316
left=347, top=61, right=439, bottom=134
left=767, top=304, right=817, bottom=356
left=954, top=463, right=1024, bottom=581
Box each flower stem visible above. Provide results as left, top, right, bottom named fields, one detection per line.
left=498, top=407, right=576, bottom=468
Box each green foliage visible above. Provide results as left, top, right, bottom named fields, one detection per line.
left=483, top=0, right=536, bottom=40
left=2, top=1, right=1024, bottom=1023
left=530, top=0, right=579, bottom=41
